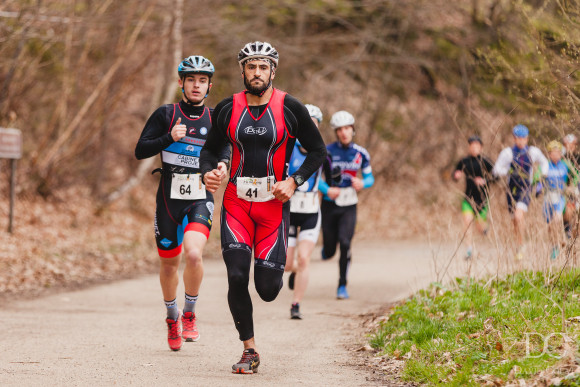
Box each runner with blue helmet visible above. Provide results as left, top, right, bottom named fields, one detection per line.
left=135, top=54, right=229, bottom=351
left=492, top=124, right=549, bottom=260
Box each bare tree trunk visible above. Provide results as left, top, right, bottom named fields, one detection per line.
left=102, top=0, right=183, bottom=207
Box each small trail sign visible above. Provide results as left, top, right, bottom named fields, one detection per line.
left=0, top=128, right=22, bottom=159
left=1, top=128, right=22, bottom=233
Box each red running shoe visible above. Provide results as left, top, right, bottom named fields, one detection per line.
left=181, top=312, right=200, bottom=342
left=166, top=313, right=182, bottom=351
left=232, top=348, right=260, bottom=374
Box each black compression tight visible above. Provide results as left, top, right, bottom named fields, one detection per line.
left=321, top=201, right=357, bottom=287
left=223, top=248, right=284, bottom=341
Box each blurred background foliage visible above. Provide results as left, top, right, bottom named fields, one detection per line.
left=1, top=0, right=580, bottom=204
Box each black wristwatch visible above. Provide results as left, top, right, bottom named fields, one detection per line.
left=292, top=174, right=305, bottom=187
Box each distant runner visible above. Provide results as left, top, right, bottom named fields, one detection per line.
left=492, top=124, right=549, bottom=259
left=452, top=135, right=495, bottom=259
left=285, top=104, right=324, bottom=319
left=319, top=110, right=374, bottom=299
left=542, top=140, right=576, bottom=259
left=562, top=133, right=580, bottom=238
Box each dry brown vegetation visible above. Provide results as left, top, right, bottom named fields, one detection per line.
left=1, top=0, right=580, bottom=295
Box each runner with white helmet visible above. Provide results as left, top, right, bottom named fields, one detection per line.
left=319, top=110, right=374, bottom=299
left=200, top=41, right=326, bottom=374
left=285, top=104, right=324, bottom=319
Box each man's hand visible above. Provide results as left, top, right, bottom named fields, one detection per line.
left=453, top=170, right=463, bottom=180
left=217, top=162, right=228, bottom=180
left=272, top=177, right=298, bottom=203
left=474, top=177, right=486, bottom=186
left=171, top=117, right=186, bottom=141
left=351, top=177, right=364, bottom=192
left=203, top=167, right=226, bottom=193
left=327, top=187, right=340, bottom=200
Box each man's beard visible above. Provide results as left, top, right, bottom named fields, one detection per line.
left=244, top=75, right=270, bottom=96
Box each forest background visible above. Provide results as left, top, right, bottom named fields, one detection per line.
left=1, top=0, right=579, bottom=295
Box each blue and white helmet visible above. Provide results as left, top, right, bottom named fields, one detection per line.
left=178, top=55, right=215, bottom=78
left=512, top=124, right=529, bottom=138
left=305, top=104, right=323, bottom=123
left=330, top=110, right=355, bottom=129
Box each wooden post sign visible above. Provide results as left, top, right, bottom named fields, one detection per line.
left=0, top=128, right=22, bottom=233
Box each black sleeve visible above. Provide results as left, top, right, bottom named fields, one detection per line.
left=200, top=97, right=233, bottom=175
left=482, top=156, right=497, bottom=183
left=452, top=159, right=464, bottom=180
left=135, top=105, right=174, bottom=160
left=284, top=94, right=327, bottom=181
left=208, top=107, right=232, bottom=165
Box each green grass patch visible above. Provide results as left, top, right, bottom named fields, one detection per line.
left=370, top=270, right=580, bottom=385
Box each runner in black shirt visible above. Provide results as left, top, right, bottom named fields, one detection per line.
left=452, top=135, right=495, bottom=259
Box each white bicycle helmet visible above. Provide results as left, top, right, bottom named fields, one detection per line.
left=330, top=110, right=355, bottom=129
left=564, top=133, right=578, bottom=144
left=238, top=41, right=279, bottom=69
left=305, top=104, right=323, bottom=123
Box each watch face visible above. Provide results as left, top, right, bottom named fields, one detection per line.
left=295, top=175, right=304, bottom=185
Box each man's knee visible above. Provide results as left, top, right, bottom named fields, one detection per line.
left=254, top=266, right=283, bottom=302
left=183, top=247, right=202, bottom=268
left=223, top=249, right=251, bottom=288
left=338, top=238, right=351, bottom=251
left=159, top=256, right=180, bottom=276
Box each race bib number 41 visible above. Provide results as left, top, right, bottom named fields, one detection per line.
left=170, top=173, right=206, bottom=200
left=237, top=176, right=275, bottom=202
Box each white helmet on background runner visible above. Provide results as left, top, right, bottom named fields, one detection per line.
left=330, top=110, right=355, bottom=129
left=564, top=133, right=578, bottom=144
left=238, top=41, right=279, bottom=70
left=305, top=104, right=323, bottom=123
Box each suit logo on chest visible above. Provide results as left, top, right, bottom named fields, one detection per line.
left=244, top=126, right=267, bottom=135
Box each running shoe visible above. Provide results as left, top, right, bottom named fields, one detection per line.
left=337, top=285, right=349, bottom=299
left=166, top=313, right=182, bottom=351
left=290, top=303, right=302, bottom=319
left=465, top=247, right=473, bottom=260
left=232, top=348, right=260, bottom=374
left=181, top=312, right=199, bottom=342
left=288, top=272, right=296, bottom=290
left=550, top=247, right=558, bottom=260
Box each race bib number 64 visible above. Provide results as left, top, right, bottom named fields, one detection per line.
left=237, top=176, right=275, bottom=202
left=170, top=173, right=206, bottom=200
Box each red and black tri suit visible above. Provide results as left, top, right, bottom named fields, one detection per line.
left=200, top=88, right=326, bottom=341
